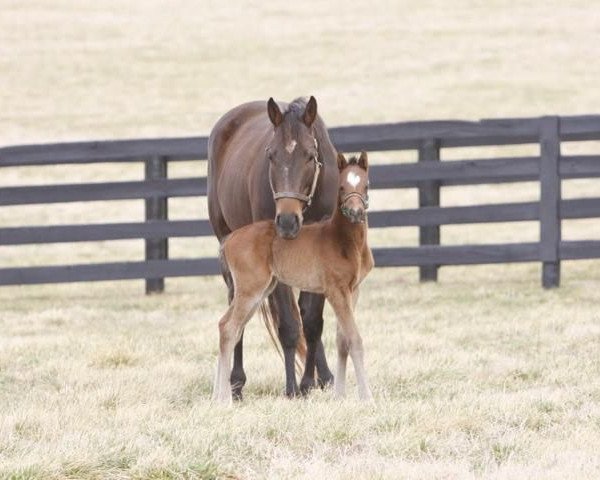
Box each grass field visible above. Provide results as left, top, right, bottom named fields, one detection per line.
left=2, top=1, right=600, bottom=479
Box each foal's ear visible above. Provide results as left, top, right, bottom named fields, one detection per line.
left=337, top=152, right=347, bottom=170
left=267, top=97, right=283, bottom=127
left=303, top=96, right=318, bottom=127
left=358, top=151, right=369, bottom=170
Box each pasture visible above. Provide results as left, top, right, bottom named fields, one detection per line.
left=1, top=1, right=600, bottom=478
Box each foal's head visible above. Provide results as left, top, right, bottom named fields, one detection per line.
left=337, top=152, right=369, bottom=224
left=265, top=96, right=321, bottom=239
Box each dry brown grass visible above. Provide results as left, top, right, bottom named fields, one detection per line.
left=2, top=267, right=600, bottom=479
left=1, top=1, right=600, bottom=479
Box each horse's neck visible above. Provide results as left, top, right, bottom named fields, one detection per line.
left=331, top=206, right=368, bottom=249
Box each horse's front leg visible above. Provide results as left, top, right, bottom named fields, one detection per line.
left=328, top=288, right=372, bottom=401
left=270, top=283, right=301, bottom=397
left=334, top=322, right=349, bottom=398
left=299, top=292, right=334, bottom=395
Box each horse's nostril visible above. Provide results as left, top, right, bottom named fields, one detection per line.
left=280, top=214, right=293, bottom=229
left=276, top=213, right=300, bottom=237
left=350, top=208, right=364, bottom=222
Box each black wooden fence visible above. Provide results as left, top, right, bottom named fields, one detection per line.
left=1, top=115, right=599, bottom=292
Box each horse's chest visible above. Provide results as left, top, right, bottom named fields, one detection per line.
left=271, top=244, right=325, bottom=294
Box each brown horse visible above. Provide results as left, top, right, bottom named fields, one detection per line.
left=207, top=97, right=339, bottom=398
left=213, top=152, right=374, bottom=404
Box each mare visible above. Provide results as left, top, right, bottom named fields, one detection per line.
left=207, top=97, right=339, bottom=398
left=213, top=152, right=374, bottom=404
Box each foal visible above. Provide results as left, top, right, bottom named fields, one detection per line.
left=213, top=152, right=374, bottom=404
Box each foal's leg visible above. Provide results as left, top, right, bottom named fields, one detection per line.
left=214, top=304, right=240, bottom=404
left=299, top=292, right=334, bottom=395
left=328, top=290, right=373, bottom=401
left=214, top=292, right=266, bottom=405
left=333, top=289, right=360, bottom=398
left=223, top=268, right=247, bottom=401
left=213, top=304, right=233, bottom=402
left=334, top=322, right=349, bottom=398
left=271, top=283, right=301, bottom=397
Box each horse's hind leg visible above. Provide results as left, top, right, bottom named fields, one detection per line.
left=220, top=260, right=247, bottom=401
left=213, top=304, right=235, bottom=404
left=299, top=292, right=334, bottom=395
left=214, top=292, right=266, bottom=405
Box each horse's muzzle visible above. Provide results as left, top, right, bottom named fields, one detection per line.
left=346, top=207, right=366, bottom=224
left=275, top=213, right=300, bottom=239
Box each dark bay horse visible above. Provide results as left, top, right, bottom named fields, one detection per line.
left=213, top=152, right=374, bottom=405
left=207, top=96, right=339, bottom=398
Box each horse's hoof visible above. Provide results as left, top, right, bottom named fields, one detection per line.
left=317, top=373, right=334, bottom=389
left=285, top=384, right=301, bottom=399
left=232, top=388, right=244, bottom=402
left=299, top=377, right=316, bottom=396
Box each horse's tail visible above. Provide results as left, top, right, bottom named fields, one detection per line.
left=259, top=294, right=307, bottom=375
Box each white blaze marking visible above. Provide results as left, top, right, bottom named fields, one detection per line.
left=347, top=171, right=361, bottom=188
left=285, top=139, right=297, bottom=154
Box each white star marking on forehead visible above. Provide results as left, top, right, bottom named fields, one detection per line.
left=347, top=171, right=361, bottom=188
left=285, top=139, right=297, bottom=154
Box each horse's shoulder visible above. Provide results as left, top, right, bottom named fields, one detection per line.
left=237, top=219, right=274, bottom=237
left=225, top=220, right=275, bottom=258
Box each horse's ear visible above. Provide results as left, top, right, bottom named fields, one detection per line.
left=337, top=152, right=347, bottom=170
left=358, top=151, right=369, bottom=170
left=267, top=97, right=283, bottom=127
left=303, top=96, right=317, bottom=127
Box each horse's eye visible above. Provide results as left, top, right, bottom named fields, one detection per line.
left=307, top=155, right=315, bottom=164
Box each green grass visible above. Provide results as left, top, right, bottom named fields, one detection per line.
left=2, top=0, right=600, bottom=478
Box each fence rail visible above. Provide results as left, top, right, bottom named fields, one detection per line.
left=1, top=115, right=600, bottom=291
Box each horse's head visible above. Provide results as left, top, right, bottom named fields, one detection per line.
left=266, top=96, right=322, bottom=239
left=337, top=151, right=369, bottom=224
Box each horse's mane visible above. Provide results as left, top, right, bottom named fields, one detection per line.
left=284, top=97, right=308, bottom=117
left=282, top=96, right=327, bottom=137
left=280, top=97, right=322, bottom=140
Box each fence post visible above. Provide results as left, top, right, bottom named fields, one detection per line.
left=418, top=138, right=441, bottom=281
left=145, top=155, right=168, bottom=294
left=539, top=116, right=561, bottom=288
